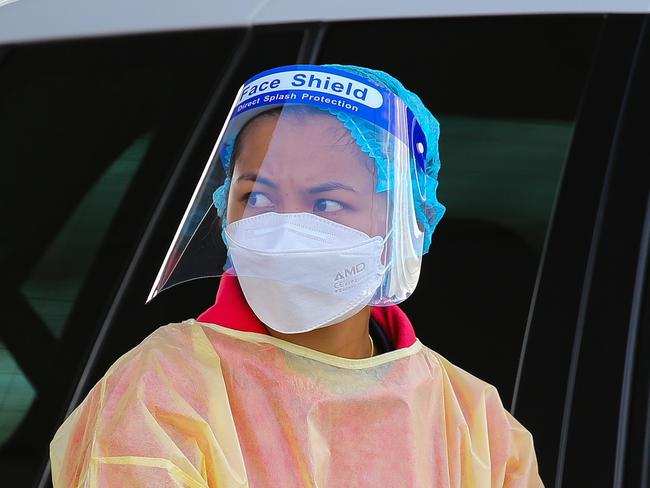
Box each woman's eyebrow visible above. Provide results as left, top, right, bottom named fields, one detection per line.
left=307, top=182, right=357, bottom=194
left=236, top=173, right=277, bottom=188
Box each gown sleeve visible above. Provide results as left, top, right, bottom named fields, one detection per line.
left=50, top=375, right=104, bottom=487
left=432, top=351, right=545, bottom=487
left=49, top=323, right=248, bottom=488
left=500, top=409, right=544, bottom=487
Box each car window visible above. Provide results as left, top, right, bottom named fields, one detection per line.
left=2, top=132, right=150, bottom=442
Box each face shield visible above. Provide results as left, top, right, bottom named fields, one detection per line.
left=148, top=65, right=433, bottom=332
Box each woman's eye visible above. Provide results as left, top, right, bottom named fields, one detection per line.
left=247, top=192, right=274, bottom=208
left=314, top=199, right=344, bottom=213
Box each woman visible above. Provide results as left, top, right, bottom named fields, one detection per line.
left=50, top=64, right=543, bottom=487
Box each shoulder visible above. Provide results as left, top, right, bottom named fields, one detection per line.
left=99, top=320, right=223, bottom=395
left=422, top=345, right=520, bottom=430
left=52, top=320, right=225, bottom=449
left=421, top=345, right=503, bottom=406
left=83, top=321, right=190, bottom=384
left=58, top=320, right=218, bottom=430
left=107, top=320, right=211, bottom=370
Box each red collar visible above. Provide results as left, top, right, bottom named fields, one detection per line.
left=197, top=273, right=417, bottom=349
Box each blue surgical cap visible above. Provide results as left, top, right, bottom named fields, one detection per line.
left=213, top=64, right=445, bottom=254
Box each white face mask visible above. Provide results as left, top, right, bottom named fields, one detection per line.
left=224, top=212, right=387, bottom=334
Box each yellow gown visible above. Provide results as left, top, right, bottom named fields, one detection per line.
left=50, top=320, right=543, bottom=487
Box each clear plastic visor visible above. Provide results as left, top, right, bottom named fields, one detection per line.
left=148, top=68, right=427, bottom=308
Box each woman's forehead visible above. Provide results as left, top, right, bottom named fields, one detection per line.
left=234, top=111, right=375, bottom=184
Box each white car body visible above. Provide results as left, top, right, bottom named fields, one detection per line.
left=0, top=0, right=649, bottom=45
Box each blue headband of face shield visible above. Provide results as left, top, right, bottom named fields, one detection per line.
left=212, top=64, right=445, bottom=254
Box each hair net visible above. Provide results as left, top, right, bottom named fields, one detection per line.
left=212, top=64, right=445, bottom=254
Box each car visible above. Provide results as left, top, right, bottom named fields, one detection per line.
left=0, top=2, right=649, bottom=486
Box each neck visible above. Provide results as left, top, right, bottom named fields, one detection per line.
left=266, top=307, right=374, bottom=359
